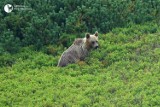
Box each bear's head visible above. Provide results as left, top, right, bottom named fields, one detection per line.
left=85, top=31, right=99, bottom=50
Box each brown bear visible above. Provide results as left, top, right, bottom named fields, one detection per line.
left=57, top=31, right=99, bottom=67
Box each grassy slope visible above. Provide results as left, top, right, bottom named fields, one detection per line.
left=0, top=22, right=160, bottom=107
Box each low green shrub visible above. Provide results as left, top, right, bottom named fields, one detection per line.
left=0, top=22, right=160, bottom=106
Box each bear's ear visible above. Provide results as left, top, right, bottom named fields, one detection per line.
left=86, top=33, right=90, bottom=39
left=95, top=31, right=98, bottom=37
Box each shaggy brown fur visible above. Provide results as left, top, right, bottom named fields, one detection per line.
left=57, top=31, right=99, bottom=67
left=73, top=38, right=83, bottom=45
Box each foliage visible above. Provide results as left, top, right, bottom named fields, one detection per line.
left=0, top=0, right=160, bottom=52
left=0, top=30, right=20, bottom=54
left=0, top=23, right=160, bottom=106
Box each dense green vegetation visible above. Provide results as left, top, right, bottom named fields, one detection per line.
left=0, top=0, right=160, bottom=52
left=0, top=0, right=160, bottom=106
left=1, top=23, right=160, bottom=106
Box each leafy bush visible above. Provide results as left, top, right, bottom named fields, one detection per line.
left=22, top=16, right=61, bottom=49
left=0, top=53, right=15, bottom=67
left=0, top=23, right=160, bottom=106
left=0, top=0, right=160, bottom=53
left=0, top=30, right=20, bottom=54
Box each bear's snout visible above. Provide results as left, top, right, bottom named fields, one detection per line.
left=95, top=46, right=99, bottom=49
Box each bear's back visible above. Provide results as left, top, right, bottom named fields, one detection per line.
left=73, top=38, right=84, bottom=45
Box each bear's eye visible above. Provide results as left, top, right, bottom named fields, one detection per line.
left=92, top=41, right=95, bottom=44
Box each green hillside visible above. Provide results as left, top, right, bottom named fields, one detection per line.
left=0, top=22, right=160, bottom=106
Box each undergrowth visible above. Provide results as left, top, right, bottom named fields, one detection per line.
left=0, top=22, right=160, bottom=107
